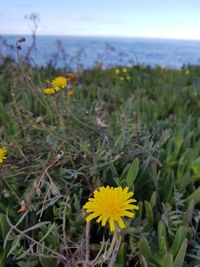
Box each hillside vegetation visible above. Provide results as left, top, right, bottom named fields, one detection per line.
left=1, top=58, right=200, bottom=266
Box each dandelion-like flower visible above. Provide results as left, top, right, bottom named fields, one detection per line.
left=83, top=186, right=139, bottom=232
left=122, top=68, right=127, bottom=73
left=0, top=147, right=7, bottom=164
left=43, top=88, right=55, bottom=95
left=51, top=76, right=67, bottom=91
left=119, top=76, right=124, bottom=81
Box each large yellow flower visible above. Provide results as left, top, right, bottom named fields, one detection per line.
left=0, top=147, right=7, bottom=164
left=83, top=186, right=139, bottom=232
left=51, top=76, right=67, bottom=91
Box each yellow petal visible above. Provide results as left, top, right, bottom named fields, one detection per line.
left=109, top=218, right=115, bottom=232
left=86, top=213, right=99, bottom=222
left=102, top=217, right=108, bottom=226
left=117, top=217, right=125, bottom=229
left=123, top=211, right=134, bottom=218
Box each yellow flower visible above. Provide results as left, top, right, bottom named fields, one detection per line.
left=43, top=88, right=55, bottom=95
left=51, top=76, right=67, bottom=91
left=126, top=76, right=131, bottom=81
left=115, top=69, right=120, bottom=75
left=122, top=68, right=127, bottom=73
left=119, top=77, right=124, bottom=81
left=67, top=89, right=74, bottom=96
left=0, top=147, right=7, bottom=164
left=83, top=186, right=139, bottom=232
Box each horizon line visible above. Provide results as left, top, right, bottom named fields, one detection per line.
left=1, top=33, right=200, bottom=42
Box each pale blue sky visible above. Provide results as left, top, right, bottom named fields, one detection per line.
left=0, top=0, right=200, bottom=40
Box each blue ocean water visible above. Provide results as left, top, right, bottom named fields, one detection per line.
left=1, top=35, right=200, bottom=69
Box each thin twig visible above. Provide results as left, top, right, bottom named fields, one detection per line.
left=103, top=231, right=118, bottom=261
left=91, top=239, right=106, bottom=265
left=85, top=221, right=90, bottom=267
left=108, top=236, right=121, bottom=267
left=141, top=255, right=149, bottom=267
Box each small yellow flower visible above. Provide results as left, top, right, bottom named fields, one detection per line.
left=51, top=76, right=67, bottom=91
left=0, top=147, right=7, bottom=164
left=119, top=76, right=124, bottom=81
left=68, top=89, right=74, bottom=96
left=43, top=88, right=55, bottom=95
left=83, top=186, right=139, bottom=232
left=115, top=69, right=120, bottom=75
left=122, top=68, right=127, bottom=73
left=126, top=76, right=131, bottom=81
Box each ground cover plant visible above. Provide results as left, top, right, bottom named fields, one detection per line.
left=1, top=53, right=200, bottom=266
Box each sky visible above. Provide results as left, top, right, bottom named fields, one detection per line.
left=0, top=0, right=200, bottom=40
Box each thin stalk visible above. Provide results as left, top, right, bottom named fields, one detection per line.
left=108, top=235, right=121, bottom=267
left=85, top=221, right=90, bottom=267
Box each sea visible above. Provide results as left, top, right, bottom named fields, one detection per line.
left=1, top=35, right=200, bottom=69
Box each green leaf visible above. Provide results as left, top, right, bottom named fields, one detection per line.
left=158, top=220, right=167, bottom=247
left=4, top=212, right=27, bottom=249
left=0, top=249, right=6, bottom=266
left=117, top=242, right=127, bottom=267
left=126, top=158, right=139, bottom=188
left=191, top=157, right=200, bottom=176
left=138, top=238, right=157, bottom=264
left=159, top=237, right=168, bottom=256
left=150, top=191, right=157, bottom=208
left=179, top=171, right=191, bottom=191
left=129, top=237, right=137, bottom=253
left=39, top=256, right=57, bottom=267
left=0, top=214, right=11, bottom=266
left=7, top=235, right=21, bottom=257
left=21, top=221, right=50, bottom=235
left=186, top=187, right=200, bottom=204
left=173, top=239, right=188, bottom=267
left=0, top=214, right=10, bottom=239
left=0, top=203, right=15, bottom=217
left=161, top=253, right=173, bottom=267
left=137, top=201, right=143, bottom=221
left=144, top=201, right=154, bottom=226
left=183, top=200, right=194, bottom=225
left=170, top=227, right=185, bottom=257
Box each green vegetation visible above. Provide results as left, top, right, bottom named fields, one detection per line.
left=1, top=58, right=200, bottom=266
